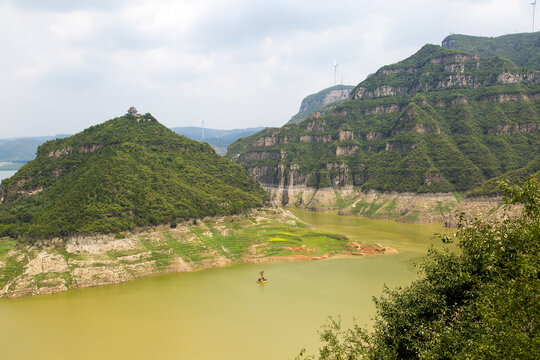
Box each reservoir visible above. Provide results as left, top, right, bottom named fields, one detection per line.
left=0, top=210, right=446, bottom=360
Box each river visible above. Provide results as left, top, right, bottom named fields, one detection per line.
left=0, top=209, right=446, bottom=360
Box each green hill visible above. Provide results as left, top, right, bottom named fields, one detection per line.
left=0, top=113, right=270, bottom=238
left=288, top=85, right=354, bottom=124
left=442, top=32, right=540, bottom=70
left=468, top=155, right=540, bottom=197
left=227, top=45, right=540, bottom=199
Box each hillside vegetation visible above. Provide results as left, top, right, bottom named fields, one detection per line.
left=297, top=177, right=540, bottom=360
left=227, top=44, right=540, bottom=196
left=0, top=114, right=270, bottom=238
left=442, top=32, right=540, bottom=70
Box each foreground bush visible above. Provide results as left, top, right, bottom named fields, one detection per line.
left=298, top=176, right=539, bottom=359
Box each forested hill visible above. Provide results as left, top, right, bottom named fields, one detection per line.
left=442, top=32, right=540, bottom=70
left=226, top=44, right=540, bottom=198
left=0, top=113, right=269, bottom=238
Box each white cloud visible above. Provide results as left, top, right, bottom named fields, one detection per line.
left=0, top=0, right=534, bottom=137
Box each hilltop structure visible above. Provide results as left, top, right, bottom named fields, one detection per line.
left=0, top=113, right=270, bottom=238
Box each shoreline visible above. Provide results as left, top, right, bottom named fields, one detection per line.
left=0, top=208, right=396, bottom=300
left=269, top=187, right=520, bottom=227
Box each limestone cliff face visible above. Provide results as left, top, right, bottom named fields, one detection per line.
left=227, top=42, right=540, bottom=212
left=351, top=45, right=539, bottom=101
left=298, top=88, right=351, bottom=113
left=288, top=85, right=354, bottom=124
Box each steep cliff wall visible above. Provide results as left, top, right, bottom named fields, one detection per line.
left=227, top=43, right=539, bottom=223
left=288, top=85, right=354, bottom=124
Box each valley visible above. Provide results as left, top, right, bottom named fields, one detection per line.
left=0, top=26, right=538, bottom=360
left=0, top=209, right=446, bottom=360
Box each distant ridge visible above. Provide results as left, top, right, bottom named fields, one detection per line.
left=171, top=127, right=265, bottom=155
left=442, top=32, right=540, bottom=70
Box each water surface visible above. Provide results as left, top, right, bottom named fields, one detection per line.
left=0, top=210, right=446, bottom=360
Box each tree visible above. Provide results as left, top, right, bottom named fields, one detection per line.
left=299, top=176, right=540, bottom=359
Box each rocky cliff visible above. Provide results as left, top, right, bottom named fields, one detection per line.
left=288, top=85, right=354, bottom=124
left=227, top=43, right=540, bottom=220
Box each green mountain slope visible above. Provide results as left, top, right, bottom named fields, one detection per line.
left=468, top=155, right=540, bottom=197
left=0, top=113, right=269, bottom=238
left=288, top=85, right=354, bottom=124
left=227, top=45, right=540, bottom=199
left=442, top=32, right=540, bottom=70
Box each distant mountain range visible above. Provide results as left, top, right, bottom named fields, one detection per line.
left=170, top=127, right=265, bottom=155
left=0, top=127, right=264, bottom=165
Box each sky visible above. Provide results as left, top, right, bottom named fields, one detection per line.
left=0, top=0, right=534, bottom=137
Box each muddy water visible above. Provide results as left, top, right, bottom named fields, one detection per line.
left=0, top=210, right=446, bottom=360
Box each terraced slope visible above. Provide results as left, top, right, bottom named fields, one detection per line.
left=227, top=45, right=540, bottom=206
left=0, top=113, right=270, bottom=238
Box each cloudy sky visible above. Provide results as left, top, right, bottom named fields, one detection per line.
left=0, top=0, right=533, bottom=137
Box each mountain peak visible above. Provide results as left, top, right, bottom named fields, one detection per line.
left=351, top=44, right=535, bottom=100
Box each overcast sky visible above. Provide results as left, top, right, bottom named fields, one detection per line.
left=0, top=0, right=534, bottom=137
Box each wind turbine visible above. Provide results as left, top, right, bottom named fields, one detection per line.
left=333, top=58, right=340, bottom=86
left=533, top=1, right=537, bottom=32
left=201, top=119, right=205, bottom=142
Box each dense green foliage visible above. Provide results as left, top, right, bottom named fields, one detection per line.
left=0, top=114, right=270, bottom=238
left=298, top=178, right=540, bottom=359
left=227, top=45, right=540, bottom=193
left=288, top=85, right=354, bottom=124
left=443, top=32, right=540, bottom=70
left=0, top=128, right=262, bottom=162
left=352, top=44, right=532, bottom=98
left=468, top=155, right=540, bottom=197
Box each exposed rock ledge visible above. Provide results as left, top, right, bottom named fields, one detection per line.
left=265, top=185, right=520, bottom=227
left=0, top=208, right=395, bottom=299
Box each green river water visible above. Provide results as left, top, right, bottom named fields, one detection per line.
left=0, top=209, right=446, bottom=360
